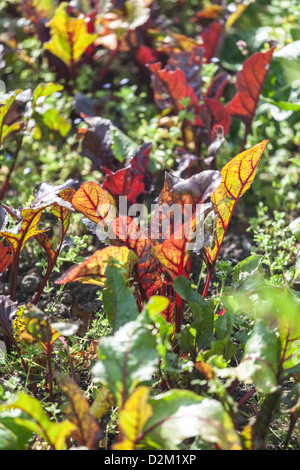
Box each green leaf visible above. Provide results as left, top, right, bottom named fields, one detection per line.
left=111, top=126, right=139, bottom=162
left=38, top=108, right=71, bottom=137
left=92, top=311, right=159, bottom=407
left=227, top=255, right=266, bottom=295
left=173, top=276, right=214, bottom=355
left=234, top=319, right=280, bottom=394
left=173, top=276, right=214, bottom=322
left=0, top=411, right=32, bottom=450
left=0, top=90, right=23, bottom=146
left=102, top=263, right=139, bottom=332
left=289, top=217, right=300, bottom=241
left=0, top=393, right=75, bottom=450
left=139, top=389, right=241, bottom=450
left=273, top=41, right=300, bottom=85
left=32, top=83, right=63, bottom=108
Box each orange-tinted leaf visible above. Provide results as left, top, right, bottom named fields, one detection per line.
left=72, top=181, right=118, bottom=228
left=0, top=241, right=12, bottom=274
left=102, top=143, right=152, bottom=203
left=205, top=140, right=268, bottom=266
left=34, top=232, right=56, bottom=266
left=192, top=4, right=223, bottom=21
left=226, top=47, right=276, bottom=125
left=55, top=245, right=138, bottom=286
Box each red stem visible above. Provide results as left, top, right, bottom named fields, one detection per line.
left=237, top=386, right=256, bottom=409
left=202, top=263, right=215, bottom=299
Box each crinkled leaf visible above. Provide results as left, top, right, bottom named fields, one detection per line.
left=139, top=389, right=241, bottom=450
left=92, top=311, right=159, bottom=407
left=0, top=207, right=46, bottom=256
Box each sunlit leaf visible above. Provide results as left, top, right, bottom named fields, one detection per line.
left=205, top=140, right=268, bottom=266
left=55, top=245, right=138, bottom=286
left=32, top=82, right=63, bottom=108
left=71, top=181, right=118, bottom=230
left=0, top=207, right=46, bottom=255
left=138, top=389, right=241, bottom=450
left=44, top=2, right=97, bottom=68
left=0, top=91, right=23, bottom=146
left=151, top=171, right=222, bottom=279
left=0, top=393, right=75, bottom=450
left=113, top=386, right=152, bottom=450
left=0, top=295, right=18, bottom=349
